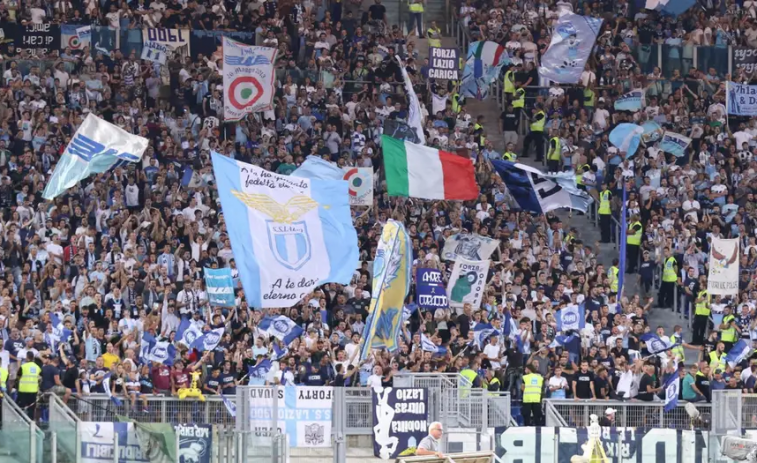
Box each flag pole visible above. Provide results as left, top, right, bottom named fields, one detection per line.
left=618, top=177, right=628, bottom=298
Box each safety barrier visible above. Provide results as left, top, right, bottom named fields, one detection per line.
left=1, top=396, right=44, bottom=463
left=544, top=398, right=712, bottom=430
left=48, top=394, right=80, bottom=463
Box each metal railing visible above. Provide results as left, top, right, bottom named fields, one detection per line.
left=1, top=397, right=44, bottom=463
left=48, top=394, right=80, bottom=463
left=544, top=398, right=712, bottom=430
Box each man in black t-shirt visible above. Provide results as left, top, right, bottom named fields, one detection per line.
left=695, top=364, right=712, bottom=402
left=368, top=0, right=386, bottom=23
left=572, top=361, right=595, bottom=399
left=637, top=363, right=660, bottom=401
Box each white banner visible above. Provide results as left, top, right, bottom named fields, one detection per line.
left=708, top=237, right=740, bottom=295
left=538, top=14, right=603, bottom=84
left=447, top=258, right=489, bottom=309
left=79, top=422, right=170, bottom=463
left=223, top=37, right=276, bottom=120
left=141, top=28, right=190, bottom=60
left=442, top=233, right=499, bottom=261
left=249, top=387, right=333, bottom=447
left=141, top=40, right=169, bottom=64
left=342, top=167, right=373, bottom=206
left=727, top=81, right=757, bottom=116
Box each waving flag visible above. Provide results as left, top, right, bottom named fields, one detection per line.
left=640, top=333, right=681, bottom=355
left=549, top=334, right=577, bottom=349
left=726, top=339, right=752, bottom=368
left=189, top=328, right=225, bottom=352
left=248, top=359, right=273, bottom=383
left=271, top=343, right=289, bottom=360
left=503, top=311, right=518, bottom=341
left=660, top=131, right=692, bottom=157
left=641, top=121, right=665, bottom=143
left=421, top=333, right=447, bottom=357
left=211, top=152, right=358, bottom=308
left=49, top=313, right=72, bottom=344
left=492, top=161, right=593, bottom=213
left=403, top=303, right=419, bottom=322
left=291, top=155, right=345, bottom=181
left=361, top=220, right=413, bottom=360
left=539, top=14, right=603, bottom=84
left=102, top=372, right=124, bottom=407
left=556, top=304, right=585, bottom=332
left=222, top=394, right=236, bottom=418
left=222, top=37, right=276, bottom=120
left=397, top=56, right=426, bottom=145
left=663, top=373, right=679, bottom=412
left=43, top=114, right=149, bottom=199
left=179, top=322, right=204, bottom=348
left=461, top=41, right=511, bottom=99
left=609, top=123, right=644, bottom=157
left=614, top=89, right=644, bottom=112
left=204, top=267, right=235, bottom=307
left=259, top=315, right=304, bottom=345
left=146, top=341, right=177, bottom=366
left=139, top=332, right=156, bottom=364
left=471, top=323, right=500, bottom=349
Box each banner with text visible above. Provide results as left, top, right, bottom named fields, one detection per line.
left=204, top=267, right=236, bottom=307
left=16, top=23, right=60, bottom=56
left=373, top=387, right=428, bottom=460
left=708, top=236, right=740, bottom=296
left=415, top=268, right=449, bottom=310
left=447, top=258, right=489, bottom=309
left=248, top=386, right=332, bottom=447
left=727, top=81, right=757, bottom=116
left=429, top=47, right=459, bottom=80
left=734, top=47, right=757, bottom=73
left=660, top=131, right=692, bottom=157
left=80, top=422, right=165, bottom=463
left=142, top=28, right=190, bottom=61
left=223, top=37, right=277, bottom=120
left=175, top=424, right=211, bottom=463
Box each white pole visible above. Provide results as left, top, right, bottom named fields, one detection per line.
left=113, top=431, right=119, bottom=463
left=51, top=431, right=57, bottom=463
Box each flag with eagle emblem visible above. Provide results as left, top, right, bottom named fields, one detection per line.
left=210, top=152, right=358, bottom=308
left=222, top=36, right=276, bottom=120
left=708, top=237, right=740, bottom=295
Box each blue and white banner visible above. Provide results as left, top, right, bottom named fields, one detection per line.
left=177, top=320, right=203, bottom=348
left=728, top=80, right=757, bottom=114
left=61, top=24, right=90, bottom=50
left=415, top=268, right=448, bottom=310
left=660, top=131, right=692, bottom=157
left=471, top=323, right=500, bottom=349
left=259, top=315, right=304, bottom=345
left=420, top=333, right=447, bottom=356
left=248, top=386, right=333, bottom=447
left=175, top=424, right=211, bottom=463
left=639, top=333, right=680, bottom=355
left=397, top=55, right=426, bottom=145
left=555, top=304, right=585, bottom=332
left=663, top=374, right=679, bottom=412
left=726, top=339, right=752, bottom=368
left=79, top=422, right=173, bottom=463
left=211, top=152, right=358, bottom=308
left=222, top=37, right=277, bottom=120
left=141, top=40, right=169, bottom=65
left=142, top=28, right=190, bottom=59
left=614, top=89, right=644, bottom=112
left=441, top=233, right=499, bottom=261
left=549, top=334, right=577, bottom=349
left=447, top=258, right=489, bottom=309
left=610, top=123, right=644, bottom=157
left=373, top=388, right=428, bottom=460
left=204, top=267, right=235, bottom=307
left=291, top=155, right=344, bottom=181
left=145, top=340, right=177, bottom=366
left=43, top=114, right=148, bottom=200
left=538, top=14, right=603, bottom=84
left=189, top=328, right=224, bottom=352
left=641, top=121, right=665, bottom=143
left=492, top=161, right=593, bottom=213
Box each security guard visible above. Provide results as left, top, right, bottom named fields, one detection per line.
left=625, top=214, right=643, bottom=274
left=0, top=361, right=7, bottom=396
left=503, top=67, right=516, bottom=96
left=598, top=184, right=612, bottom=243
left=709, top=342, right=727, bottom=372
left=485, top=369, right=501, bottom=395
left=693, top=289, right=711, bottom=345
left=512, top=87, right=526, bottom=116
left=547, top=131, right=561, bottom=172
left=720, top=306, right=739, bottom=352
left=426, top=21, right=442, bottom=48
left=451, top=89, right=461, bottom=114
left=502, top=143, right=517, bottom=161
left=575, top=164, right=590, bottom=190
left=608, top=258, right=620, bottom=294
left=659, top=248, right=678, bottom=309
left=521, top=363, right=543, bottom=426
left=459, top=365, right=479, bottom=398
left=17, top=352, right=40, bottom=420
left=522, top=105, right=546, bottom=161
left=670, top=325, right=696, bottom=363
left=408, top=0, right=424, bottom=35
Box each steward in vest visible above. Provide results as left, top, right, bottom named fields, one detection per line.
left=720, top=306, right=740, bottom=352
left=575, top=164, right=590, bottom=190
left=504, top=68, right=516, bottom=95
left=451, top=91, right=461, bottom=113
left=521, top=363, right=543, bottom=426
left=513, top=87, right=526, bottom=110
left=692, top=289, right=711, bottom=345
left=547, top=131, right=561, bottom=173
left=609, top=258, right=620, bottom=294
left=17, top=352, right=40, bottom=420
left=502, top=143, right=517, bottom=161
left=670, top=325, right=699, bottom=363
left=485, top=369, right=501, bottom=395
left=0, top=363, right=7, bottom=396
left=408, top=0, right=424, bottom=35
left=426, top=21, right=442, bottom=48
left=625, top=214, right=642, bottom=274
left=459, top=366, right=478, bottom=398
left=659, top=248, right=678, bottom=309
left=598, top=184, right=613, bottom=243
left=523, top=104, right=546, bottom=161
left=709, top=342, right=727, bottom=371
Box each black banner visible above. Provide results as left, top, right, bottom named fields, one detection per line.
left=383, top=119, right=420, bottom=144
left=372, top=387, right=428, bottom=459
left=190, top=30, right=254, bottom=59
left=16, top=23, right=60, bottom=56
left=734, top=47, right=757, bottom=73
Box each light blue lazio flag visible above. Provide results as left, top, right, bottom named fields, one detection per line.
left=43, top=114, right=149, bottom=199
left=204, top=267, right=235, bottom=307
left=211, top=152, right=358, bottom=308
left=660, top=131, right=692, bottom=157
left=641, top=121, right=664, bottom=143
left=291, top=155, right=344, bottom=180
left=610, top=123, right=644, bottom=158
left=614, top=89, right=644, bottom=112
left=538, top=13, right=603, bottom=84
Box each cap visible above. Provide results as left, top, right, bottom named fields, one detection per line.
left=605, top=408, right=617, bottom=415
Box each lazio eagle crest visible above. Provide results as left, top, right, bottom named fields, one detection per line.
left=231, top=190, right=319, bottom=270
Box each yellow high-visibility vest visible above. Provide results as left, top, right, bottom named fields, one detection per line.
left=663, top=257, right=678, bottom=282
left=627, top=221, right=642, bottom=245
left=695, top=290, right=710, bottom=316
left=427, top=27, right=441, bottom=48
left=575, top=164, right=589, bottom=185
left=451, top=92, right=460, bottom=113
left=513, top=88, right=525, bottom=108
left=522, top=373, right=543, bottom=403
left=530, top=111, right=545, bottom=132
left=548, top=137, right=561, bottom=161
left=409, top=0, right=424, bottom=12
left=459, top=368, right=477, bottom=398
left=18, top=361, right=40, bottom=394
left=722, top=314, right=737, bottom=342
left=670, top=334, right=685, bottom=362
left=503, top=152, right=516, bottom=161
left=709, top=351, right=726, bottom=371
left=599, top=190, right=611, bottom=215
left=488, top=377, right=501, bottom=396
left=610, top=266, right=619, bottom=293
left=0, top=366, right=7, bottom=391
left=504, top=70, right=515, bottom=94
left=584, top=88, right=595, bottom=107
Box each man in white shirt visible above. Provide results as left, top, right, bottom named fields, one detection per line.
left=483, top=335, right=502, bottom=370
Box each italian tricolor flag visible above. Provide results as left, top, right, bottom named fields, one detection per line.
left=382, top=135, right=479, bottom=201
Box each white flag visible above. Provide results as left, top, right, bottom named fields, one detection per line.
left=447, top=258, right=489, bottom=309
left=708, top=237, right=740, bottom=295
left=222, top=37, right=276, bottom=121
left=396, top=56, right=426, bottom=145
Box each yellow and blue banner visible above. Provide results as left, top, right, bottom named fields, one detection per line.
left=360, top=220, right=412, bottom=360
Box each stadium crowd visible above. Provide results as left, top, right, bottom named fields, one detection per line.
left=0, top=0, right=756, bottom=427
